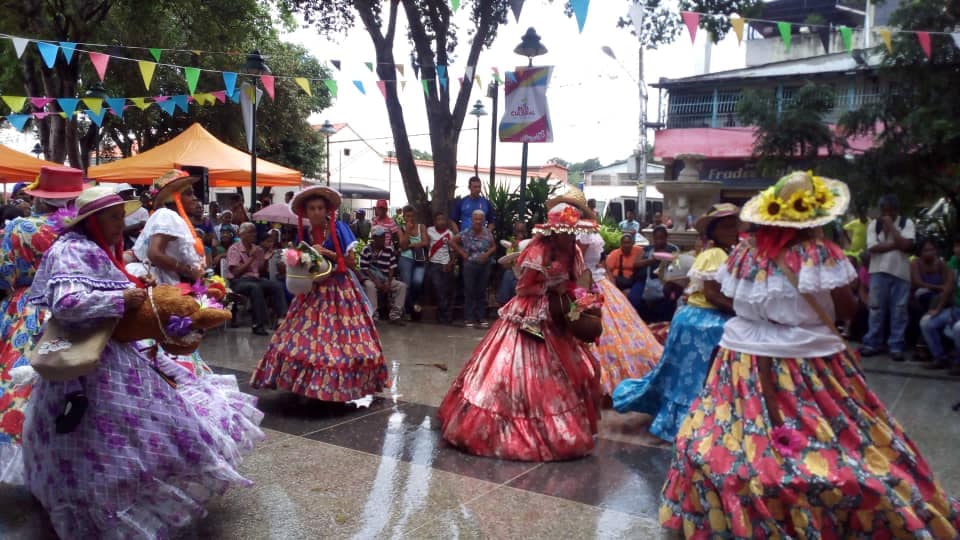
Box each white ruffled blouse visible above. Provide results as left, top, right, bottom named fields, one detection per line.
left=132, top=208, right=202, bottom=285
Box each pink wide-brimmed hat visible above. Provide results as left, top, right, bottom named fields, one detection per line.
left=63, top=185, right=141, bottom=229
left=22, top=166, right=85, bottom=199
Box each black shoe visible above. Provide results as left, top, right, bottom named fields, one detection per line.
left=55, top=392, right=88, bottom=434
left=890, top=352, right=905, bottom=362
left=923, top=360, right=950, bottom=370
left=859, top=347, right=882, bottom=358
left=252, top=326, right=270, bottom=336
left=948, top=366, right=960, bottom=377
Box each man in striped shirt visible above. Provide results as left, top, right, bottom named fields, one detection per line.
left=360, top=226, right=407, bottom=325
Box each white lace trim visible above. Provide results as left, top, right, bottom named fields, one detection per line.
left=0, top=439, right=24, bottom=486
left=720, top=259, right=856, bottom=303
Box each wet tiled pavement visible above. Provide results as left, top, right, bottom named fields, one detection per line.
left=2, top=324, right=959, bottom=539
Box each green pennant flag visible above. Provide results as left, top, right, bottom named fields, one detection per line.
left=149, top=48, right=162, bottom=63
left=130, top=97, right=151, bottom=110
left=777, top=21, right=792, bottom=51
left=365, top=62, right=374, bottom=72
left=323, top=79, right=338, bottom=98
left=450, top=0, right=460, bottom=11
left=184, top=67, right=201, bottom=95
left=422, top=79, right=431, bottom=96
left=81, top=97, right=103, bottom=114
left=839, top=26, right=853, bottom=52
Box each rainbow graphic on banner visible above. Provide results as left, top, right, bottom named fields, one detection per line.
left=499, top=66, right=553, bottom=144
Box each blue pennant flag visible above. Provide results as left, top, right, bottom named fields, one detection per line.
left=87, top=108, right=108, bottom=127
left=353, top=80, right=365, bottom=94
left=229, top=89, right=241, bottom=104
left=437, top=65, right=448, bottom=90
left=171, top=95, right=189, bottom=112
left=222, top=72, right=237, bottom=96
left=57, top=98, right=80, bottom=118
left=59, top=42, right=77, bottom=64
left=36, top=42, right=59, bottom=68
left=105, top=98, right=127, bottom=118
left=158, top=100, right=177, bottom=116
left=6, top=114, right=30, bottom=132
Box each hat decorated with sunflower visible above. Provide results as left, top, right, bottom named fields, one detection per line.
left=741, top=170, right=849, bottom=229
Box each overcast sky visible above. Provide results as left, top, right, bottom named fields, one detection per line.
left=281, top=2, right=747, bottom=170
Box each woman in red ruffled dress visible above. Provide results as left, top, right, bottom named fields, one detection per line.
left=439, top=188, right=602, bottom=462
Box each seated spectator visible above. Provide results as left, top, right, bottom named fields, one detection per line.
left=360, top=226, right=407, bottom=325
left=215, top=210, right=234, bottom=237
left=261, top=229, right=283, bottom=279
left=633, top=225, right=681, bottom=323
left=214, top=225, right=236, bottom=270
left=227, top=222, right=289, bottom=335
left=618, top=211, right=640, bottom=240
left=920, top=237, right=960, bottom=375
left=910, top=238, right=950, bottom=360
left=606, top=233, right=641, bottom=296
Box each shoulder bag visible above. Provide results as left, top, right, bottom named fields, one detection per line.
left=30, top=318, right=118, bottom=382
left=613, top=252, right=635, bottom=290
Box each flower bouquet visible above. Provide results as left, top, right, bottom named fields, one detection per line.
left=283, top=241, right=333, bottom=295
left=549, top=284, right=605, bottom=343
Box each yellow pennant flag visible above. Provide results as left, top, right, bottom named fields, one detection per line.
left=1, top=96, right=26, bottom=112
left=475, top=75, right=482, bottom=89
left=82, top=98, right=103, bottom=114
left=138, top=61, right=156, bottom=91
left=730, top=17, right=745, bottom=45
left=878, top=27, right=893, bottom=53
left=400, top=80, right=407, bottom=92
left=193, top=93, right=213, bottom=106
left=294, top=77, right=312, bottom=96
left=130, top=97, right=151, bottom=110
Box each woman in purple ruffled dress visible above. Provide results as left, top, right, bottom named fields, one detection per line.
left=22, top=186, right=263, bottom=538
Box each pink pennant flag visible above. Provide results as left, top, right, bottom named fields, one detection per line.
left=33, top=112, right=53, bottom=120
left=211, top=90, right=227, bottom=103
left=88, top=52, right=110, bottom=81
left=916, top=31, right=932, bottom=59
left=376, top=80, right=388, bottom=99
left=187, top=96, right=195, bottom=103
left=681, top=11, right=700, bottom=44
left=261, top=75, right=275, bottom=100
left=153, top=95, right=170, bottom=103
left=30, top=97, right=54, bottom=109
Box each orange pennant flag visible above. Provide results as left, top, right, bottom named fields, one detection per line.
left=730, top=17, right=745, bottom=45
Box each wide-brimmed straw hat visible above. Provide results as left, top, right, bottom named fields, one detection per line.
left=546, top=185, right=596, bottom=220
left=497, top=238, right=534, bottom=266
left=151, top=169, right=200, bottom=207
left=23, top=166, right=85, bottom=200
left=694, top=203, right=741, bottom=236
left=533, top=203, right=598, bottom=236
left=741, top=170, right=850, bottom=229
left=290, top=186, right=342, bottom=216
left=63, top=185, right=141, bottom=229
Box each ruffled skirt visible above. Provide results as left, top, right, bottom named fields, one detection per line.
left=23, top=340, right=264, bottom=539
left=591, top=279, right=662, bottom=394
left=439, top=296, right=602, bottom=462
left=612, top=305, right=729, bottom=442
left=661, top=347, right=960, bottom=539
left=251, top=273, right=387, bottom=402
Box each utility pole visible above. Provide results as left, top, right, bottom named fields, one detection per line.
left=637, top=46, right=648, bottom=224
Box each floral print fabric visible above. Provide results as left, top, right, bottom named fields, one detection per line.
left=591, top=278, right=662, bottom=395
left=661, top=347, right=960, bottom=539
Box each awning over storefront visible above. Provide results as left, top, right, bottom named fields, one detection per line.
left=653, top=126, right=875, bottom=161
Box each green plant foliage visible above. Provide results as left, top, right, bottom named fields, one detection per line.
left=598, top=224, right=623, bottom=253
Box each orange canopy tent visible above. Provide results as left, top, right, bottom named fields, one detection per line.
left=87, top=123, right=301, bottom=187
left=0, top=144, right=77, bottom=182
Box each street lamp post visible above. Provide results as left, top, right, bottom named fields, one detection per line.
left=319, top=120, right=336, bottom=186
left=513, top=27, right=547, bottom=215
left=243, top=49, right=270, bottom=216
left=469, top=100, right=487, bottom=177
left=602, top=45, right=649, bottom=224
left=339, top=148, right=350, bottom=193
left=486, top=82, right=499, bottom=187
left=84, top=82, right=108, bottom=168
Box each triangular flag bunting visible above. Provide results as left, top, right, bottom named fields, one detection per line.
left=87, top=108, right=107, bottom=127
left=376, top=80, right=388, bottom=99
left=627, top=2, right=645, bottom=41
left=10, top=37, right=29, bottom=59
left=36, top=42, right=60, bottom=68
left=57, top=98, right=80, bottom=118
left=6, top=114, right=30, bottom=132
left=839, top=26, right=853, bottom=52
left=88, top=51, right=110, bottom=81
left=30, top=97, right=53, bottom=109
left=58, top=112, right=68, bottom=118
left=211, top=90, right=227, bottom=103
left=816, top=28, right=831, bottom=53
left=571, top=0, right=589, bottom=33
left=331, top=59, right=341, bottom=71
left=437, top=65, right=448, bottom=90
left=130, top=98, right=151, bottom=111
left=153, top=95, right=170, bottom=103
left=172, top=95, right=189, bottom=112
left=421, top=79, right=431, bottom=96
left=294, top=77, right=312, bottom=96
left=365, top=62, right=375, bottom=73
left=492, top=67, right=502, bottom=84
left=396, top=64, right=405, bottom=77
left=878, top=28, right=893, bottom=53
left=464, top=65, right=475, bottom=81
left=681, top=12, right=699, bottom=44
left=222, top=72, right=237, bottom=96
left=731, top=17, right=745, bottom=45
left=777, top=22, right=792, bottom=51
left=952, top=33, right=960, bottom=51
left=105, top=97, right=126, bottom=118
left=59, top=42, right=77, bottom=64
left=1, top=96, right=26, bottom=112
left=400, top=80, right=407, bottom=92
left=33, top=112, right=53, bottom=120
left=324, top=79, right=338, bottom=98
left=917, top=31, right=931, bottom=59
left=509, top=0, right=524, bottom=22
left=149, top=48, right=162, bottom=63
left=260, top=74, right=275, bottom=100
left=450, top=0, right=460, bottom=11
left=82, top=97, right=103, bottom=115
left=184, top=67, right=201, bottom=95
left=475, top=75, right=482, bottom=89
left=228, top=90, right=241, bottom=104
left=138, top=61, right=156, bottom=90
left=158, top=100, right=177, bottom=116
left=353, top=80, right=366, bottom=95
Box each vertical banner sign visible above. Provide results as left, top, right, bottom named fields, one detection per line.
left=498, top=66, right=553, bottom=143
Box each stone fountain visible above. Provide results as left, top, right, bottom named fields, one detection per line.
left=653, top=153, right=723, bottom=249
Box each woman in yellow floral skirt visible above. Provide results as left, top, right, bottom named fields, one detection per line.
left=660, top=171, right=959, bottom=538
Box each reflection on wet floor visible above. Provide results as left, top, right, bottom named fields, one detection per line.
left=2, top=325, right=958, bottom=538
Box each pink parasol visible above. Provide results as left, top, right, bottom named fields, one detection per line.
left=252, top=203, right=298, bottom=225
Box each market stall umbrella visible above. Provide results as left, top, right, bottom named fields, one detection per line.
left=0, top=144, right=78, bottom=182
left=252, top=203, right=297, bottom=225
left=87, top=123, right=301, bottom=187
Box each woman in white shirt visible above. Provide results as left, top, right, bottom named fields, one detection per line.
left=659, top=171, right=960, bottom=538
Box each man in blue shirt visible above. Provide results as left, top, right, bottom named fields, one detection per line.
left=451, top=176, right=495, bottom=233
left=619, top=210, right=640, bottom=239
